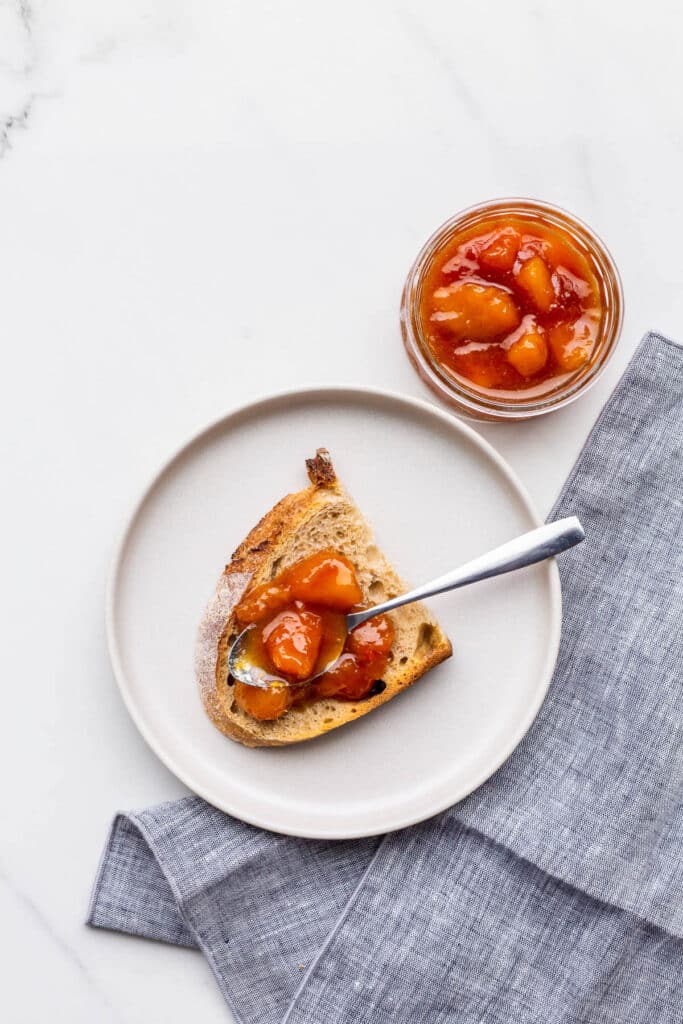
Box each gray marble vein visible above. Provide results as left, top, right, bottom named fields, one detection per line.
left=18, top=0, right=32, bottom=35
left=0, top=96, right=32, bottom=158
left=394, top=3, right=500, bottom=136
left=0, top=862, right=129, bottom=1022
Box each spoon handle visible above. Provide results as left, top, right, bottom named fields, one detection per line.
left=346, top=516, right=585, bottom=631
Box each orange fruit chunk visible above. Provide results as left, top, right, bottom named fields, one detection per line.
left=548, top=321, right=594, bottom=372
left=263, top=605, right=323, bottom=680
left=347, top=615, right=395, bottom=663
left=315, top=653, right=386, bottom=701
left=285, top=550, right=362, bottom=610
left=431, top=282, right=520, bottom=340
left=235, top=582, right=291, bottom=624
left=507, top=330, right=548, bottom=377
left=479, top=227, right=521, bottom=271
left=233, top=680, right=293, bottom=720
left=515, top=256, right=555, bottom=312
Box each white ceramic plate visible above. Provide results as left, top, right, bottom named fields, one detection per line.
left=107, top=387, right=560, bottom=838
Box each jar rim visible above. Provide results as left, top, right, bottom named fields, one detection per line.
left=401, top=198, right=624, bottom=422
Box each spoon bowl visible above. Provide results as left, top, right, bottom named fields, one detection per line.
left=229, top=621, right=346, bottom=691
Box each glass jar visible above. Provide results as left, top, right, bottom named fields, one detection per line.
left=400, top=198, right=623, bottom=422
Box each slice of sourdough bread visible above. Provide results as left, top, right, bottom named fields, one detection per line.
left=195, top=449, right=452, bottom=747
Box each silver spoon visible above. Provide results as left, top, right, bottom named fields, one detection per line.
left=229, top=516, right=585, bottom=689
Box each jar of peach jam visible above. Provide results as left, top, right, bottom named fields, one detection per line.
left=401, top=199, right=623, bottom=421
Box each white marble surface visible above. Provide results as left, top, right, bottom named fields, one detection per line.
left=1, top=1, right=682, bottom=1019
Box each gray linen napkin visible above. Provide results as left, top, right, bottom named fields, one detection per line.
left=89, top=332, right=683, bottom=1024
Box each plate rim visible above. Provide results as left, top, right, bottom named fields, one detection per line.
left=106, top=384, right=561, bottom=838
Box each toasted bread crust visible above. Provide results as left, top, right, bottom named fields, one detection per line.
left=305, top=447, right=337, bottom=488
left=195, top=451, right=452, bottom=747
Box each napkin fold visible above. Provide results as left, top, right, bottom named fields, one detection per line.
left=89, top=333, right=683, bottom=1024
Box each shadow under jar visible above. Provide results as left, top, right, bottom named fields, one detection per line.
left=401, top=199, right=623, bottom=422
